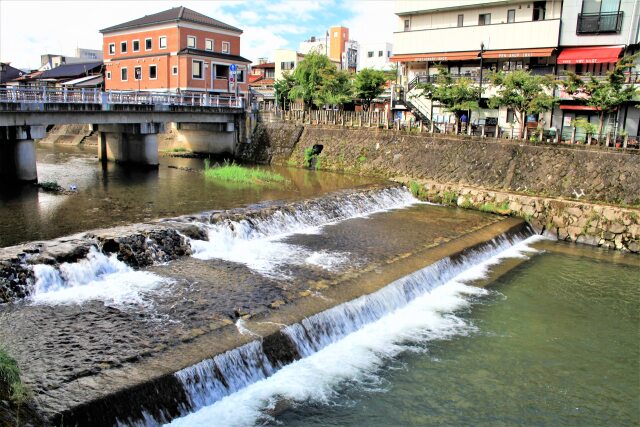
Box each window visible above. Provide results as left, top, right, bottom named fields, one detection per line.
left=172, top=66, right=178, bottom=75
left=533, top=1, right=546, bottom=21
left=333, top=31, right=338, bottom=37
left=108, top=43, right=115, bottom=55
left=404, top=19, right=410, bottom=31
left=145, top=38, right=152, bottom=50
left=578, top=0, right=621, bottom=33
left=187, top=35, right=196, bottom=48
left=378, top=50, right=383, bottom=57
left=237, top=68, right=245, bottom=83
left=479, top=13, right=491, bottom=25
left=205, top=39, right=214, bottom=51
left=222, top=41, right=230, bottom=53
left=281, top=61, right=295, bottom=71
left=133, top=40, right=140, bottom=52
left=149, top=64, right=157, bottom=80
left=215, top=64, right=230, bottom=79
left=159, top=36, right=167, bottom=49
left=121, top=67, right=128, bottom=81
left=120, top=41, right=127, bottom=53
left=506, top=109, right=515, bottom=124
left=387, top=51, right=391, bottom=57
left=457, top=14, right=464, bottom=27
left=507, top=9, right=515, bottom=23
left=192, top=60, right=203, bottom=79
left=134, top=66, right=142, bottom=80
left=368, top=51, right=374, bottom=58
left=106, top=71, right=111, bottom=80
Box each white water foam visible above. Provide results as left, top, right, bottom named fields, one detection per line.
left=189, top=187, right=419, bottom=277
left=167, top=234, right=546, bottom=427
left=31, top=248, right=169, bottom=306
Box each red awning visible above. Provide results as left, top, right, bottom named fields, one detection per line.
left=557, top=46, right=624, bottom=64
left=390, top=51, right=479, bottom=63
left=559, top=105, right=601, bottom=111
left=483, top=48, right=555, bottom=59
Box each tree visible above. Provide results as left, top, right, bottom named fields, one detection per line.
left=561, top=54, right=639, bottom=144
left=317, top=68, right=353, bottom=108
left=289, top=52, right=336, bottom=110
left=353, top=68, right=387, bottom=110
left=273, top=72, right=295, bottom=111
left=416, top=66, right=480, bottom=132
left=489, top=70, right=557, bottom=139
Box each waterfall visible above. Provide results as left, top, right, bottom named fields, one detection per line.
left=189, top=186, right=419, bottom=276
left=167, top=232, right=545, bottom=427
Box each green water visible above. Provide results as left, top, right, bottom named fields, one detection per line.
left=277, top=245, right=640, bottom=426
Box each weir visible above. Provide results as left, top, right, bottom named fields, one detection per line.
left=0, top=185, right=542, bottom=426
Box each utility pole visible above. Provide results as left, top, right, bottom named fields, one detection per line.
left=479, top=42, right=485, bottom=103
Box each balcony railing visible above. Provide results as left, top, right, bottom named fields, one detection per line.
left=576, top=11, right=624, bottom=34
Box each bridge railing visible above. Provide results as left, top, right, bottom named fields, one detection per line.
left=0, top=87, right=243, bottom=109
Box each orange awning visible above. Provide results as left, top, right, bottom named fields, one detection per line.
left=557, top=46, right=624, bottom=64
left=560, top=105, right=601, bottom=111
left=390, top=51, right=479, bottom=63
left=482, top=48, right=555, bottom=59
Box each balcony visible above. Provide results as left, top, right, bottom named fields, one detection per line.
left=393, top=20, right=560, bottom=56
left=576, top=11, right=624, bottom=34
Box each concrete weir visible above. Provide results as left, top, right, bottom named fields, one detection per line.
left=0, top=184, right=534, bottom=425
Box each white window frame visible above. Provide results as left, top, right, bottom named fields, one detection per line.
left=205, top=38, right=214, bottom=51
left=187, top=35, right=197, bottom=49
left=145, top=37, right=152, bottom=51
left=222, top=41, right=230, bottom=53
left=148, top=64, right=157, bottom=80
left=172, top=65, right=178, bottom=75
left=192, top=59, right=204, bottom=80
left=108, top=43, right=115, bottom=55
left=134, top=66, right=142, bottom=80
left=106, top=71, right=111, bottom=80
left=120, top=41, right=127, bottom=53
left=236, top=66, right=246, bottom=83
left=159, top=35, right=167, bottom=49
left=132, top=39, right=140, bottom=52
left=121, top=67, right=128, bottom=81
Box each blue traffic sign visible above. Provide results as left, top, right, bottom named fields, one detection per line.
left=230, top=64, right=237, bottom=72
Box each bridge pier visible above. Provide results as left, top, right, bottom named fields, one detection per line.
left=159, top=122, right=237, bottom=155
left=97, top=123, right=164, bottom=166
left=0, top=125, right=45, bottom=183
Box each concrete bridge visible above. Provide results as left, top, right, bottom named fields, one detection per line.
left=0, top=87, right=245, bottom=182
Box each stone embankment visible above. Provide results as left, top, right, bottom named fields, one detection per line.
left=242, top=122, right=640, bottom=252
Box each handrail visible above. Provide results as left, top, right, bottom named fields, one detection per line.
left=0, top=87, right=244, bottom=109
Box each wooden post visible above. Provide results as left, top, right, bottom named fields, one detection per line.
left=570, top=127, right=576, bottom=144
left=605, top=132, right=611, bottom=147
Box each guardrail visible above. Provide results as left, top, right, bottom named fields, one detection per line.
left=0, top=87, right=243, bottom=108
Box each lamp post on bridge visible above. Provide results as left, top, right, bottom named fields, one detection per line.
left=479, top=42, right=485, bottom=103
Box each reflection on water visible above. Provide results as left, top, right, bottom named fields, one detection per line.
left=0, top=144, right=379, bottom=247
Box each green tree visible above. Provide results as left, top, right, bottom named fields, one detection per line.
left=561, top=54, right=639, bottom=144
left=416, top=66, right=480, bottom=132
left=289, top=52, right=336, bottom=110
left=353, top=68, right=387, bottom=110
left=273, top=72, right=295, bottom=111
left=318, top=68, right=353, bottom=108
left=489, top=70, right=557, bottom=139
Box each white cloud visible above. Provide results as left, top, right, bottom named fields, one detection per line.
left=344, top=1, right=395, bottom=45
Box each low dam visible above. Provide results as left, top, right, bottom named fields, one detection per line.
left=0, top=141, right=637, bottom=426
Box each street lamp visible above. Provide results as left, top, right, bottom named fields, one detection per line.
left=478, top=42, right=485, bottom=103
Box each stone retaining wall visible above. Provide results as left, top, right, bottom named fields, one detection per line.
left=404, top=179, right=639, bottom=253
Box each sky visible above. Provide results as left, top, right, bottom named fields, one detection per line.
left=0, top=0, right=395, bottom=70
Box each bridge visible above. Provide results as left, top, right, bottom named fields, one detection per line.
left=0, top=87, right=246, bottom=182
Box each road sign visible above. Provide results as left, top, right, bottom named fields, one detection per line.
left=230, top=64, right=237, bottom=73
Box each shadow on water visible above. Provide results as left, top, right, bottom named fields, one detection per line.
left=0, top=144, right=379, bottom=247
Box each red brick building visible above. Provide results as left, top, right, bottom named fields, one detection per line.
left=100, top=6, right=251, bottom=96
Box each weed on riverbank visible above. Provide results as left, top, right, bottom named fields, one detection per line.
left=203, top=159, right=288, bottom=186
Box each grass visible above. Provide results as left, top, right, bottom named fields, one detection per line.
left=479, top=201, right=511, bottom=215
left=38, top=181, right=63, bottom=192
left=1, top=348, right=30, bottom=423
left=166, top=147, right=188, bottom=153
left=203, top=160, right=287, bottom=186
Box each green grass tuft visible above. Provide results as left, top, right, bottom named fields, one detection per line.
left=203, top=161, right=287, bottom=186
left=167, top=147, right=188, bottom=153
left=38, top=181, right=62, bottom=192
left=0, top=348, right=30, bottom=405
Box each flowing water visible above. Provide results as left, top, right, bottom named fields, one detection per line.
left=0, top=144, right=378, bottom=247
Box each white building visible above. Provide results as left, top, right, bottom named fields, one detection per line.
left=274, top=49, right=305, bottom=81
left=358, top=42, right=393, bottom=70
left=299, top=36, right=329, bottom=56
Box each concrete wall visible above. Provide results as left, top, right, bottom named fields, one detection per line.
left=158, top=122, right=236, bottom=154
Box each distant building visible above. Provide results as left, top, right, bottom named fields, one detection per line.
left=358, top=42, right=393, bottom=70
left=274, top=49, right=305, bottom=81
left=40, top=48, right=103, bottom=71
left=9, top=61, right=103, bottom=88
left=0, top=63, right=25, bottom=86
left=100, top=6, right=251, bottom=95
left=249, top=61, right=276, bottom=109
left=299, top=35, right=329, bottom=56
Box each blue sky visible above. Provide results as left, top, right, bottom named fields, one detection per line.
left=0, top=0, right=395, bottom=69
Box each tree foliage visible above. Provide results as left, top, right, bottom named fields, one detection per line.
left=353, top=68, right=387, bottom=110
left=561, top=54, right=639, bottom=141
left=417, top=66, right=480, bottom=118
left=489, top=70, right=557, bottom=138
left=273, top=72, right=295, bottom=110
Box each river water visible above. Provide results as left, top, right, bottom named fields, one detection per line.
left=0, top=144, right=377, bottom=247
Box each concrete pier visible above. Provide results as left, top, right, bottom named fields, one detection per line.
left=0, top=125, right=45, bottom=182
left=97, top=123, right=163, bottom=166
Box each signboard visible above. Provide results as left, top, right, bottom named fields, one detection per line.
left=485, top=117, right=498, bottom=126
left=230, top=64, right=237, bottom=73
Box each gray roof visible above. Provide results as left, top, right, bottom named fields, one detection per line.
left=100, top=6, right=242, bottom=34
left=39, top=62, right=103, bottom=79
left=0, top=63, right=25, bottom=84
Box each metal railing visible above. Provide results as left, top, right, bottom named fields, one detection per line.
left=0, top=87, right=243, bottom=109
left=577, top=11, right=624, bottom=34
